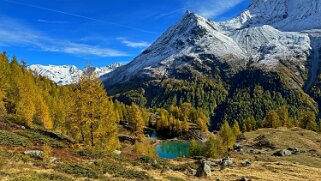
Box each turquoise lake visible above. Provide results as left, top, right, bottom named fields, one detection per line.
left=156, top=141, right=190, bottom=159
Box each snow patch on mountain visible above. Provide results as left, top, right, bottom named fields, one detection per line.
left=220, top=0, right=321, bottom=32
left=29, top=63, right=123, bottom=85
left=228, top=25, right=311, bottom=68
left=105, top=12, right=248, bottom=85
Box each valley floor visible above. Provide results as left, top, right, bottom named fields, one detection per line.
left=0, top=117, right=321, bottom=181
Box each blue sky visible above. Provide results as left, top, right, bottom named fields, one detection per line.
left=0, top=0, right=251, bottom=68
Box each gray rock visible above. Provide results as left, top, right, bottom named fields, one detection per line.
left=113, top=150, right=122, bottom=155
left=186, top=167, right=197, bottom=176
left=239, top=177, right=251, bottom=181
left=219, top=157, right=233, bottom=168
left=24, top=150, right=43, bottom=159
left=287, top=148, right=300, bottom=154
left=196, top=159, right=212, bottom=177
left=241, top=160, right=252, bottom=166
left=273, top=149, right=292, bottom=157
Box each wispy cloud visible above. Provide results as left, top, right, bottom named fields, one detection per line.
left=154, top=8, right=186, bottom=19
left=185, top=0, right=245, bottom=19
left=0, top=17, right=128, bottom=57
left=2, top=0, right=156, bottom=34
left=37, top=19, right=68, bottom=24
left=117, top=38, right=150, bottom=48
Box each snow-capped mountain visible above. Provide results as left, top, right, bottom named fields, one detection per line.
left=105, top=0, right=321, bottom=88
left=29, top=63, right=123, bottom=85
left=220, top=0, right=321, bottom=32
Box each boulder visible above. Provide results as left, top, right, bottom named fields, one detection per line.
left=287, top=148, right=300, bottom=154
left=196, top=159, right=212, bottom=177
left=219, top=157, right=233, bottom=168
left=24, top=150, right=43, bottom=159
left=273, top=149, right=292, bottom=157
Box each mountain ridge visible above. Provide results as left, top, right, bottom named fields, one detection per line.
left=29, top=63, right=124, bottom=85
left=103, top=0, right=321, bottom=125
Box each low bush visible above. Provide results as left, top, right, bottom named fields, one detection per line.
left=17, top=130, right=67, bottom=148
left=10, top=172, right=71, bottom=181
left=96, top=161, right=153, bottom=180
left=59, top=163, right=100, bottom=179
left=0, top=130, right=32, bottom=147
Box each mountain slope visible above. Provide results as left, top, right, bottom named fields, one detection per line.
left=29, top=63, right=123, bottom=85
left=103, top=0, right=320, bottom=126
left=220, top=0, right=321, bottom=32
left=105, top=12, right=248, bottom=87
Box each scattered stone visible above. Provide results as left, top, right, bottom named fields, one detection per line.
left=249, top=149, right=262, bottom=154
left=253, top=139, right=275, bottom=149
left=49, top=157, right=57, bottom=163
left=234, top=143, right=243, bottom=152
left=241, top=160, right=252, bottom=166
left=153, top=159, right=158, bottom=165
left=14, top=125, right=26, bottom=130
left=196, top=159, right=212, bottom=177
left=219, top=157, right=233, bottom=168
left=287, top=147, right=300, bottom=154
left=186, top=167, right=197, bottom=176
left=239, top=176, right=251, bottom=181
left=113, top=150, right=122, bottom=155
left=273, top=149, right=292, bottom=157
left=24, top=150, right=43, bottom=159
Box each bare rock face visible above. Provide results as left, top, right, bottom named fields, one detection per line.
left=196, top=159, right=212, bottom=177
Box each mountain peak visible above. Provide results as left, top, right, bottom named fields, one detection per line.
left=221, top=0, right=321, bottom=31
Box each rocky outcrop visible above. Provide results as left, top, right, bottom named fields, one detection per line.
left=196, top=159, right=212, bottom=177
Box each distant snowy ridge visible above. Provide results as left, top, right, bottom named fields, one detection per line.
left=29, top=63, right=124, bottom=85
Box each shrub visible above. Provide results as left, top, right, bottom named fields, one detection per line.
left=17, top=130, right=67, bottom=148
left=11, top=172, right=71, bottom=181
left=0, top=130, right=32, bottom=147
left=59, top=163, right=100, bottom=179
left=95, top=161, right=153, bottom=180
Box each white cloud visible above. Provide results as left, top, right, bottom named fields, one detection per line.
left=117, top=38, right=150, bottom=48
left=0, top=17, right=128, bottom=57
left=185, top=0, right=245, bottom=19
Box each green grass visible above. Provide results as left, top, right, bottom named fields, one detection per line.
left=59, top=161, right=154, bottom=180
left=17, top=130, right=68, bottom=148
left=165, top=176, right=186, bottom=181
left=95, top=161, right=153, bottom=180
left=0, top=130, right=32, bottom=147
left=59, top=163, right=100, bottom=179
left=10, top=172, right=72, bottom=181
